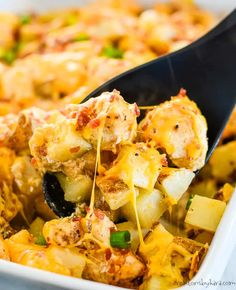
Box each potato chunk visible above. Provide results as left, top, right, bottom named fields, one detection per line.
left=99, top=143, right=164, bottom=190
left=185, top=195, right=226, bottom=232
left=138, top=90, right=208, bottom=171
left=139, top=223, right=207, bottom=288
left=156, top=167, right=195, bottom=204
left=122, top=188, right=167, bottom=229
left=210, top=141, right=236, bottom=182
left=56, top=173, right=92, bottom=203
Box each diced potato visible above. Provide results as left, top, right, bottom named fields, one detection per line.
left=116, top=221, right=148, bottom=251
left=185, top=195, right=226, bottom=232
left=29, top=217, right=45, bottom=238
left=102, top=143, right=163, bottom=191
left=140, top=223, right=173, bottom=258
left=122, top=189, right=167, bottom=229
left=11, top=155, right=42, bottom=196
left=140, top=224, right=207, bottom=288
left=214, top=183, right=234, bottom=203
left=47, top=247, right=86, bottom=278
left=210, top=141, right=236, bottom=182
left=46, top=121, right=92, bottom=162
left=6, top=230, right=86, bottom=278
left=156, top=167, right=194, bottom=204
left=96, top=177, right=132, bottom=210
left=56, top=173, right=92, bottom=203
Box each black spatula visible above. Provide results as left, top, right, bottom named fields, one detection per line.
left=43, top=9, right=236, bottom=217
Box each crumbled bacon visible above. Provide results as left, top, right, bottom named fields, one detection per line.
left=105, top=248, right=112, bottom=261
left=69, top=146, right=81, bottom=153
left=76, top=107, right=97, bottom=130
left=31, top=157, right=37, bottom=166
left=134, top=103, right=140, bottom=117
left=72, top=216, right=81, bottom=222
left=178, top=88, right=187, bottom=97
left=90, top=118, right=101, bottom=128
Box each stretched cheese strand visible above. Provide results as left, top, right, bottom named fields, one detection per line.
left=130, top=183, right=144, bottom=246
left=89, top=116, right=106, bottom=212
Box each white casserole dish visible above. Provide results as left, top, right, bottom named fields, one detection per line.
left=0, top=1, right=235, bottom=290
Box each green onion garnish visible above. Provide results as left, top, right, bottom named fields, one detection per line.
left=110, top=230, right=131, bottom=249
left=102, top=45, right=124, bottom=59
left=20, top=15, right=31, bottom=25
left=35, top=234, right=47, bottom=246
left=74, top=33, right=90, bottom=42
left=186, top=194, right=194, bottom=210
left=1, top=50, right=16, bottom=65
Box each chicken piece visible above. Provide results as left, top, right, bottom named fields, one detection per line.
left=43, top=217, right=83, bottom=247
left=72, top=90, right=139, bottom=151
left=0, top=107, right=48, bottom=152
left=11, top=155, right=42, bottom=196
left=43, top=209, right=114, bottom=248
left=83, top=248, right=144, bottom=289
left=138, top=89, right=208, bottom=171
left=29, top=90, right=138, bottom=176
left=6, top=230, right=86, bottom=278
left=2, top=53, right=87, bottom=101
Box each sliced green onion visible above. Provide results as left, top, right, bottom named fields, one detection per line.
left=20, top=14, right=31, bottom=25
left=102, top=45, right=124, bottom=59
left=35, top=234, right=47, bottom=246
left=74, top=33, right=90, bottom=42
left=186, top=194, right=194, bottom=210
left=1, top=50, right=16, bottom=65
left=110, top=230, right=131, bottom=249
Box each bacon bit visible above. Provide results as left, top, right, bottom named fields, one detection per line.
left=70, top=112, right=77, bottom=119
left=31, top=157, right=37, bottom=166
left=105, top=248, right=112, bottom=261
left=69, top=146, right=80, bottom=153
left=108, top=263, right=116, bottom=274
left=89, top=118, right=101, bottom=128
left=76, top=107, right=97, bottom=130
left=94, top=209, right=105, bottom=220
left=72, top=217, right=81, bottom=222
left=134, top=103, right=140, bottom=117
left=179, top=88, right=187, bottom=97
left=110, top=227, right=116, bottom=233
left=141, top=123, right=148, bottom=131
